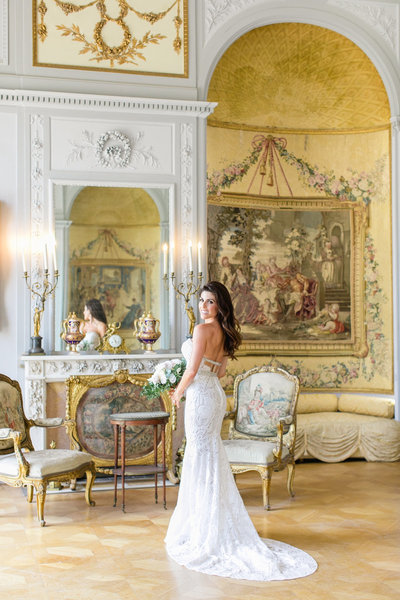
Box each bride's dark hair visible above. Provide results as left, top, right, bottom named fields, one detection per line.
left=200, top=281, right=241, bottom=359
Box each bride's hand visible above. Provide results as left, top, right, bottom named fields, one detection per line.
left=170, top=388, right=181, bottom=408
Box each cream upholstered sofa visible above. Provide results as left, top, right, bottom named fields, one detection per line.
left=295, top=393, right=400, bottom=462
left=222, top=393, right=400, bottom=462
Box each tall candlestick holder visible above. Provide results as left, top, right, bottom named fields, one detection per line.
left=24, top=268, right=59, bottom=354
left=164, top=271, right=203, bottom=338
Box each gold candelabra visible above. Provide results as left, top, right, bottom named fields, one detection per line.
left=24, top=267, right=59, bottom=354
left=164, top=270, right=203, bottom=337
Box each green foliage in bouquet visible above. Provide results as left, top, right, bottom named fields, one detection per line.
left=141, top=358, right=187, bottom=400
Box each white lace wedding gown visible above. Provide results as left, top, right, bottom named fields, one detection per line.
left=165, top=339, right=317, bottom=581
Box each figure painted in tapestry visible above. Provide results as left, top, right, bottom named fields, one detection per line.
left=208, top=205, right=350, bottom=342
left=235, top=375, right=293, bottom=437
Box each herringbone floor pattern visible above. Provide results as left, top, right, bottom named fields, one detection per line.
left=0, top=460, right=399, bottom=599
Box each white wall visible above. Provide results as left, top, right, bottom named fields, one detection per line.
left=0, top=110, right=19, bottom=379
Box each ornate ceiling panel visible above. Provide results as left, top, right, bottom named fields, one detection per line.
left=207, top=23, right=390, bottom=131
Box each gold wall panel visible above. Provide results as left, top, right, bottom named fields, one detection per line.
left=33, top=0, right=188, bottom=77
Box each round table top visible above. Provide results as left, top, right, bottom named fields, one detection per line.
left=110, top=411, right=170, bottom=422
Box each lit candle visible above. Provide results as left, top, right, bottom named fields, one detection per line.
left=188, top=240, right=193, bottom=272
left=162, top=243, right=168, bottom=275
left=22, top=249, right=26, bottom=273
left=170, top=241, right=175, bottom=274
left=197, top=242, right=202, bottom=273
left=43, top=243, right=48, bottom=271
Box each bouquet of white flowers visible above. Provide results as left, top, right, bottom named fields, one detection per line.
left=141, top=358, right=186, bottom=400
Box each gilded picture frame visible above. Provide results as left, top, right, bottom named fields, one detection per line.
left=33, top=0, right=188, bottom=78
left=65, top=370, right=174, bottom=475
left=207, top=193, right=369, bottom=357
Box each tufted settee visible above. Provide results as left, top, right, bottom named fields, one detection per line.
left=222, top=392, right=400, bottom=463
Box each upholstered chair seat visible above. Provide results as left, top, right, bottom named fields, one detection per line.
left=0, top=448, right=94, bottom=478
left=224, top=438, right=290, bottom=464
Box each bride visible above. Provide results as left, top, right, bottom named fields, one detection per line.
left=165, top=281, right=317, bottom=581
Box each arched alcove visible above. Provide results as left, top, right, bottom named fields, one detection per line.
left=206, top=22, right=393, bottom=394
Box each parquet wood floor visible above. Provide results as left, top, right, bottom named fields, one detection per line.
left=0, top=460, right=399, bottom=599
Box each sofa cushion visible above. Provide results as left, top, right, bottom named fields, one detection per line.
left=296, top=412, right=400, bottom=462
left=338, top=394, right=394, bottom=419
left=297, top=393, right=338, bottom=414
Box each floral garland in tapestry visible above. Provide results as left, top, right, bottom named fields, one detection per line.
left=207, top=137, right=389, bottom=389
left=73, top=228, right=155, bottom=263
left=207, top=136, right=374, bottom=205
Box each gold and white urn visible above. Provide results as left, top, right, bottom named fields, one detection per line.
left=134, top=312, right=161, bottom=352
left=61, top=312, right=85, bottom=352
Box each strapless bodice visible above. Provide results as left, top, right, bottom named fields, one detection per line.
left=181, top=338, right=221, bottom=375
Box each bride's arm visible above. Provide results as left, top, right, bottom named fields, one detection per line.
left=171, top=325, right=207, bottom=406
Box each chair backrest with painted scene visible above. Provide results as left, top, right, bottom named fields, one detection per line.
left=230, top=365, right=299, bottom=441
left=0, top=375, right=34, bottom=455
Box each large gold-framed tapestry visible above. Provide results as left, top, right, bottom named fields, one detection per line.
left=33, top=0, right=188, bottom=77
left=208, top=193, right=368, bottom=357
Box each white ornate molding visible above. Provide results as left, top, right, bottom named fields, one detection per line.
left=23, top=353, right=180, bottom=379
left=0, top=89, right=216, bottom=117
left=391, top=115, right=400, bottom=132
left=30, top=114, right=46, bottom=311
left=67, top=129, right=159, bottom=169
left=25, top=380, right=46, bottom=420
left=329, top=0, right=399, bottom=53
left=0, top=0, right=8, bottom=66
left=205, top=0, right=257, bottom=42
left=180, top=122, right=194, bottom=270
left=204, top=0, right=400, bottom=59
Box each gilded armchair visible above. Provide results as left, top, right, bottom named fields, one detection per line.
left=0, top=374, right=96, bottom=526
left=223, top=366, right=299, bottom=510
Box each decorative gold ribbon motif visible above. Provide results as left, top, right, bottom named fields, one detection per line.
left=37, top=0, right=183, bottom=67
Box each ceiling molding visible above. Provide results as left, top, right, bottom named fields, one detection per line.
left=0, top=88, right=217, bottom=118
